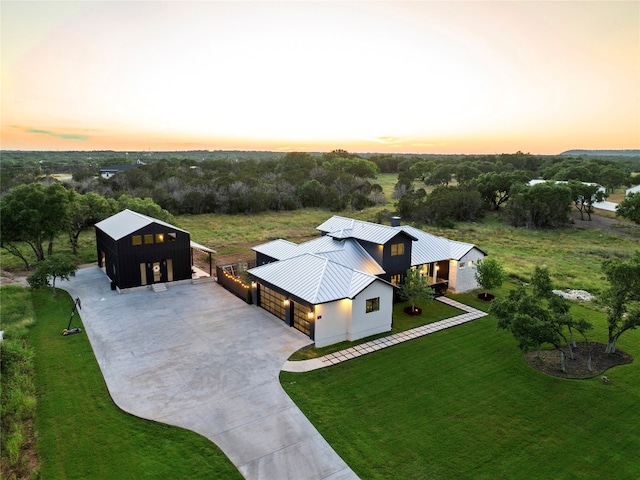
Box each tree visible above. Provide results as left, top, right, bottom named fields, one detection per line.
left=473, top=171, right=529, bottom=210
left=600, top=252, right=640, bottom=354
left=598, top=165, right=628, bottom=194
left=425, top=165, right=453, bottom=186
left=616, top=192, right=640, bottom=224
left=27, top=254, right=77, bottom=297
left=0, top=183, right=70, bottom=267
left=474, top=258, right=506, bottom=299
left=116, top=195, right=177, bottom=224
left=530, top=266, right=553, bottom=299
left=398, top=268, right=434, bottom=313
left=506, top=182, right=572, bottom=229
left=491, top=284, right=591, bottom=372
left=492, top=286, right=563, bottom=360
left=567, top=180, right=605, bottom=221
left=67, top=191, right=117, bottom=254
left=454, top=162, right=481, bottom=187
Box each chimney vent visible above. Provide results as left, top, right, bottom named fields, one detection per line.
left=391, top=216, right=401, bottom=227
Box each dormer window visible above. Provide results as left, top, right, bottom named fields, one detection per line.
left=391, top=243, right=405, bottom=256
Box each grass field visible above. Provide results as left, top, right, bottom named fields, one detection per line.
left=23, top=288, right=241, bottom=479
left=2, top=175, right=640, bottom=479
left=281, top=298, right=640, bottom=479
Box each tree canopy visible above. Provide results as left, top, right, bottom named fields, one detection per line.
left=398, top=268, right=433, bottom=311
left=616, top=192, right=640, bottom=224
left=600, top=252, right=640, bottom=353
left=0, top=183, right=70, bottom=267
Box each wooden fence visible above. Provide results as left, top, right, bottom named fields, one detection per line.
left=216, top=259, right=256, bottom=303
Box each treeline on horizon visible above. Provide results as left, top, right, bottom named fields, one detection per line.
left=1, top=149, right=639, bottom=228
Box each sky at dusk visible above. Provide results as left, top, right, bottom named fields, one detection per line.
left=1, top=1, right=639, bottom=154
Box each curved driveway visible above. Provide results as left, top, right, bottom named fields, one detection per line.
left=61, top=266, right=358, bottom=480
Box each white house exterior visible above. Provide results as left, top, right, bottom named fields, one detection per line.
left=314, top=280, right=393, bottom=348
left=248, top=216, right=486, bottom=347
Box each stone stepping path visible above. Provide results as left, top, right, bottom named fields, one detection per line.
left=282, top=296, right=488, bottom=373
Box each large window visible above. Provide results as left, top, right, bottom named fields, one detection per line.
left=366, top=297, right=380, bottom=313
left=391, top=243, right=405, bottom=256
left=391, top=274, right=402, bottom=285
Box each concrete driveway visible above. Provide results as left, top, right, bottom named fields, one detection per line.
left=60, top=266, right=358, bottom=480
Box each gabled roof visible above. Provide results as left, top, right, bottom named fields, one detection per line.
left=95, top=209, right=188, bottom=240
left=253, top=235, right=384, bottom=275
left=248, top=253, right=390, bottom=304
left=397, top=225, right=485, bottom=263
left=317, top=215, right=417, bottom=244
left=252, top=239, right=299, bottom=259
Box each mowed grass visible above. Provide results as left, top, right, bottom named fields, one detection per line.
left=281, top=304, right=640, bottom=479
left=290, top=299, right=464, bottom=360
left=28, top=288, right=242, bottom=480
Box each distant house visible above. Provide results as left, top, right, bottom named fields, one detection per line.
left=95, top=209, right=214, bottom=291
left=248, top=216, right=485, bottom=347
left=100, top=159, right=146, bottom=179
left=626, top=185, right=640, bottom=196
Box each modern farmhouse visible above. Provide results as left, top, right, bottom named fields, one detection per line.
left=248, top=216, right=486, bottom=347
left=95, top=209, right=213, bottom=291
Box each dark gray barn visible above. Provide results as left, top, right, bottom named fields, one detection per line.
left=95, top=209, right=193, bottom=290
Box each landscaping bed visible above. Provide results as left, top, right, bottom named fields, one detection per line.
left=525, top=342, right=633, bottom=379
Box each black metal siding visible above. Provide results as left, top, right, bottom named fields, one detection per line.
left=96, top=223, right=191, bottom=289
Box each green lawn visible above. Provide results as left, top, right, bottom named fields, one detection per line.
left=290, top=299, right=465, bottom=360
left=28, top=288, right=242, bottom=480
left=282, top=303, right=640, bottom=479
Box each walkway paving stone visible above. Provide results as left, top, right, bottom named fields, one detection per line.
left=282, top=297, right=488, bottom=373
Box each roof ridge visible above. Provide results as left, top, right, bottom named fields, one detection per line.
left=310, top=253, right=329, bottom=303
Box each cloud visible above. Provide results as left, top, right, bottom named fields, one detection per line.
left=27, top=128, right=90, bottom=141
left=370, top=136, right=405, bottom=145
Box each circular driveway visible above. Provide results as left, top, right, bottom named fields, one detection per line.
left=61, top=266, right=359, bottom=480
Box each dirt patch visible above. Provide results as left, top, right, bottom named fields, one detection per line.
left=524, top=342, right=633, bottom=379
left=0, top=269, right=29, bottom=287
left=570, top=210, right=640, bottom=240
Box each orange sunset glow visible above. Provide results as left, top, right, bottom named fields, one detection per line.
left=1, top=1, right=638, bottom=154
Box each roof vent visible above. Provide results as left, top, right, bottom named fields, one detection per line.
left=391, top=216, right=401, bottom=227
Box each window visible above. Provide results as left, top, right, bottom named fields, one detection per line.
left=459, top=262, right=465, bottom=269
left=156, top=233, right=165, bottom=243
left=468, top=260, right=473, bottom=268
left=366, top=297, right=380, bottom=313
left=391, top=243, right=405, bottom=256
left=391, top=274, right=402, bottom=285
left=168, top=232, right=177, bottom=242
left=144, top=234, right=154, bottom=244
left=132, top=235, right=142, bottom=246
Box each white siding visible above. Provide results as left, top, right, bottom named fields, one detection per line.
left=315, top=300, right=352, bottom=348
left=449, top=247, right=485, bottom=293
left=313, top=281, right=394, bottom=348
left=349, top=281, right=393, bottom=342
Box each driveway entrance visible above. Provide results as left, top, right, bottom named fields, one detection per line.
left=60, top=267, right=358, bottom=480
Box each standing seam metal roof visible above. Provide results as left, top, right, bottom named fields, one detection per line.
left=248, top=253, right=384, bottom=304
left=317, top=215, right=417, bottom=244
left=253, top=235, right=385, bottom=275
left=95, top=209, right=188, bottom=240
left=397, top=225, right=483, bottom=263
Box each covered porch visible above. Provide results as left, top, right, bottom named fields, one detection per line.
left=190, top=241, right=216, bottom=278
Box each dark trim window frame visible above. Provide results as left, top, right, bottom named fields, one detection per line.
left=391, top=243, right=405, bottom=256
left=366, top=297, right=380, bottom=313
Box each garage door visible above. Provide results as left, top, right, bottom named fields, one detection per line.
left=291, top=304, right=311, bottom=337
left=259, top=285, right=287, bottom=321
left=258, top=285, right=313, bottom=339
